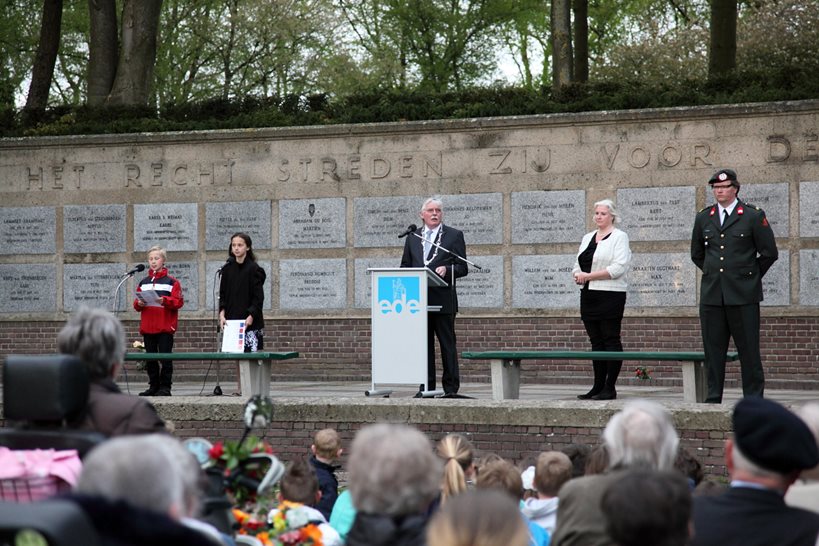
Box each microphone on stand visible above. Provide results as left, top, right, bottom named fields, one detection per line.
left=111, top=264, right=145, bottom=312
left=212, top=256, right=235, bottom=396
left=398, top=224, right=418, bottom=238
left=217, top=256, right=235, bottom=273
left=122, top=264, right=146, bottom=277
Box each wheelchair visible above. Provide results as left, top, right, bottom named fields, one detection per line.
left=0, top=354, right=105, bottom=545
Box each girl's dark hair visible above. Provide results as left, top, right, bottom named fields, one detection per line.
left=229, top=232, right=256, bottom=262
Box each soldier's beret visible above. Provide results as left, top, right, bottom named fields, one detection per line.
left=733, top=397, right=819, bottom=474
left=708, top=169, right=739, bottom=186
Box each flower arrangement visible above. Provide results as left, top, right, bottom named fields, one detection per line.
left=635, top=366, right=652, bottom=381
left=131, top=340, right=146, bottom=371
left=232, top=501, right=325, bottom=546
left=208, top=436, right=275, bottom=505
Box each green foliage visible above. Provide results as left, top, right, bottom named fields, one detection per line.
left=3, top=61, right=816, bottom=137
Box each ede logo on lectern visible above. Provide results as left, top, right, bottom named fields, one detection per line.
left=377, top=276, right=421, bottom=315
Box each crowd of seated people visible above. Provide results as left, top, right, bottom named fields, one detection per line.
left=3, top=308, right=819, bottom=546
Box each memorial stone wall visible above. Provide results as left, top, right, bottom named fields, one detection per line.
left=1, top=100, right=818, bottom=387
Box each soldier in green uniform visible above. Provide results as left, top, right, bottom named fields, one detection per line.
left=691, top=169, right=778, bottom=403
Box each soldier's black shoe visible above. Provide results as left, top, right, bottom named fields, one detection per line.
left=139, top=387, right=158, bottom=396
left=156, top=387, right=172, bottom=396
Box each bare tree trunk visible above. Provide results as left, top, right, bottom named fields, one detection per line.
left=87, top=0, right=119, bottom=105
left=106, top=0, right=163, bottom=106
left=708, top=0, right=737, bottom=77
left=25, top=0, right=63, bottom=110
left=573, top=0, right=588, bottom=83
left=551, top=0, right=573, bottom=90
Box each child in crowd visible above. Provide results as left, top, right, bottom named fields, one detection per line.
left=522, top=451, right=573, bottom=535
left=436, top=433, right=476, bottom=506
left=268, top=458, right=341, bottom=546
left=427, top=490, right=529, bottom=546
left=475, top=458, right=550, bottom=546
left=310, top=428, right=343, bottom=520
left=133, top=245, right=184, bottom=396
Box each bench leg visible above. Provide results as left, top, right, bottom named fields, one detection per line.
left=681, top=361, right=707, bottom=403
left=239, top=360, right=272, bottom=397
left=490, top=359, right=521, bottom=400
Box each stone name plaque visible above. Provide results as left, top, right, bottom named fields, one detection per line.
left=760, top=254, right=789, bottom=307
left=64, top=204, right=126, bottom=254
left=0, top=264, right=56, bottom=312
left=165, top=261, right=198, bottom=312
left=64, top=263, right=127, bottom=311
left=0, top=206, right=56, bottom=255
left=512, top=255, right=576, bottom=309
left=511, top=190, right=585, bottom=244
left=279, top=198, right=346, bottom=249
left=280, top=259, right=346, bottom=310
left=799, top=250, right=819, bottom=306
left=628, top=253, right=696, bottom=307
left=205, top=260, right=272, bottom=311
left=459, top=255, right=503, bottom=308
left=205, top=201, right=272, bottom=250
left=799, top=182, right=819, bottom=237
left=354, top=196, right=417, bottom=248
left=134, top=203, right=198, bottom=251
left=617, top=186, right=695, bottom=241
left=740, top=183, right=789, bottom=237
left=355, top=258, right=397, bottom=308
left=440, top=193, right=503, bottom=245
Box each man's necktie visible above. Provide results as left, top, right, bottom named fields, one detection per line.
left=722, top=209, right=728, bottom=226
left=424, top=229, right=432, bottom=258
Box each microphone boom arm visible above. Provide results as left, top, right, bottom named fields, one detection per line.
left=409, top=231, right=481, bottom=271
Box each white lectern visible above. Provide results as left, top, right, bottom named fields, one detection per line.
left=366, top=267, right=447, bottom=397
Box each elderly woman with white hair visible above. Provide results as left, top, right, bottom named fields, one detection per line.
left=572, top=199, right=632, bottom=401
left=345, top=423, right=443, bottom=546
left=71, top=434, right=228, bottom=546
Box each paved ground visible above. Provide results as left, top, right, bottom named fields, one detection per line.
left=121, top=378, right=819, bottom=407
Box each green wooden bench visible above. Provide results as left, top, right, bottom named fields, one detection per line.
left=123, top=352, right=299, bottom=396
left=460, top=351, right=739, bottom=403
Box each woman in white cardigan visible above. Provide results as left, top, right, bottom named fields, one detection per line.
left=572, top=199, right=632, bottom=400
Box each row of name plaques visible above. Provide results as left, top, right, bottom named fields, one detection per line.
left=2, top=182, right=817, bottom=254
left=2, top=251, right=818, bottom=313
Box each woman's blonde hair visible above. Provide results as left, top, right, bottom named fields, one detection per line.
left=437, top=433, right=475, bottom=504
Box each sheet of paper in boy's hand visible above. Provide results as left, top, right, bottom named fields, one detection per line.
left=137, top=289, right=163, bottom=307
left=221, top=320, right=246, bottom=353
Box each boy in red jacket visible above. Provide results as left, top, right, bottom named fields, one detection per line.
left=134, top=246, right=184, bottom=396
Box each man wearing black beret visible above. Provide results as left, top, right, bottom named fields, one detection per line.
left=690, top=398, right=819, bottom=546
left=690, top=168, right=778, bottom=403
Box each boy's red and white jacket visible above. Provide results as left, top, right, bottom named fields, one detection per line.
left=133, top=267, right=184, bottom=334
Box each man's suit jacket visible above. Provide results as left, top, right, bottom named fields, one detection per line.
left=691, top=486, right=819, bottom=546
left=400, top=224, right=468, bottom=314
left=690, top=199, right=778, bottom=306
left=550, top=471, right=624, bottom=546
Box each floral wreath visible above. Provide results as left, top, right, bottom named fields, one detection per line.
left=232, top=500, right=324, bottom=546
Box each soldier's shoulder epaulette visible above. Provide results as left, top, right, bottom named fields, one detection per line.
left=743, top=202, right=763, bottom=213
left=698, top=206, right=711, bottom=214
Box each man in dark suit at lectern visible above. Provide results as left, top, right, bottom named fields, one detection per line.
left=400, top=197, right=468, bottom=394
